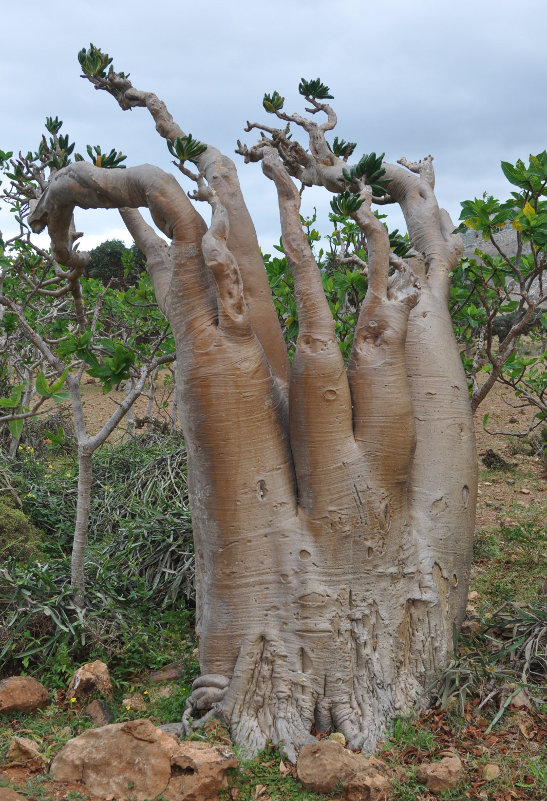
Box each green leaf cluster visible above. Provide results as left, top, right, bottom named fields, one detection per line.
left=298, top=77, right=333, bottom=100
left=77, top=43, right=114, bottom=78
left=0, top=385, right=27, bottom=439
left=389, top=228, right=413, bottom=259
left=167, top=134, right=207, bottom=165
left=262, top=91, right=284, bottom=113
left=452, top=152, right=547, bottom=409
left=85, top=339, right=135, bottom=393
left=77, top=144, right=126, bottom=169
left=342, top=152, right=390, bottom=195
left=330, top=190, right=365, bottom=216
left=327, top=136, right=356, bottom=160
left=35, top=369, right=70, bottom=403
left=45, top=116, right=63, bottom=135
left=458, top=152, right=547, bottom=247
left=501, top=151, right=547, bottom=194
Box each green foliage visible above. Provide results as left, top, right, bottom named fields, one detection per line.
left=330, top=190, right=365, bottom=216
left=80, top=144, right=126, bottom=169
left=222, top=743, right=327, bottom=801
left=388, top=716, right=437, bottom=752
left=342, top=151, right=390, bottom=195
left=389, top=228, right=413, bottom=259
left=0, top=496, right=42, bottom=561
left=0, top=382, right=25, bottom=409
left=501, top=150, right=547, bottom=194
left=35, top=369, right=70, bottom=403
left=452, top=152, right=546, bottom=418
left=167, top=134, right=207, bottom=165
left=85, top=238, right=145, bottom=285
left=327, top=136, right=357, bottom=160
left=431, top=601, right=546, bottom=720
left=298, top=77, right=334, bottom=100
left=0, top=433, right=195, bottom=677
left=262, top=90, right=284, bottom=113
left=78, top=43, right=113, bottom=78
left=83, top=338, right=136, bottom=394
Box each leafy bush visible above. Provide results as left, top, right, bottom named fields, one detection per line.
left=0, top=553, right=195, bottom=681
left=0, top=431, right=195, bottom=678
left=0, top=496, right=42, bottom=560
left=430, top=601, right=546, bottom=719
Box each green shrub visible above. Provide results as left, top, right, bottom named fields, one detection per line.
left=0, top=497, right=42, bottom=560
left=0, top=431, right=196, bottom=680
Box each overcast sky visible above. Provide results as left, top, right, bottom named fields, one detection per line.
left=1, top=0, right=545, bottom=254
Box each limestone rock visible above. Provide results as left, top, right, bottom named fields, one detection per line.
left=482, top=763, right=501, bottom=780
left=148, top=683, right=179, bottom=702
left=461, top=619, right=482, bottom=636
left=0, top=676, right=49, bottom=714
left=122, top=692, right=148, bottom=711
left=510, top=687, right=532, bottom=709
left=150, top=663, right=185, bottom=683
left=67, top=660, right=113, bottom=701
left=50, top=718, right=237, bottom=801
left=416, top=752, right=464, bottom=793
left=6, top=736, right=44, bottom=765
left=343, top=769, right=392, bottom=801
left=164, top=740, right=238, bottom=801
left=297, top=740, right=378, bottom=793
left=85, top=698, right=114, bottom=726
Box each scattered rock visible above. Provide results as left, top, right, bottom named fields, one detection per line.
left=121, top=692, right=147, bottom=712
left=67, top=660, right=113, bottom=701
left=416, top=751, right=464, bottom=793
left=297, top=740, right=393, bottom=794
left=85, top=698, right=114, bottom=726
left=482, top=763, right=501, bottom=780
left=148, top=683, right=179, bottom=702
left=50, top=718, right=237, bottom=801
left=0, top=676, right=49, bottom=714
left=297, top=740, right=368, bottom=792
left=510, top=687, right=532, bottom=709
left=461, top=619, right=482, bottom=635
left=6, top=736, right=45, bottom=765
left=519, top=488, right=531, bottom=495
left=343, top=768, right=392, bottom=801
left=482, top=449, right=512, bottom=470
left=468, top=590, right=480, bottom=602
left=150, top=663, right=186, bottom=683
left=168, top=740, right=238, bottom=801
left=328, top=732, right=346, bottom=745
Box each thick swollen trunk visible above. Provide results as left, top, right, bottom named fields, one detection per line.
left=31, top=157, right=476, bottom=761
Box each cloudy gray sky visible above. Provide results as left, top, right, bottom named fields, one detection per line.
left=1, top=0, right=545, bottom=254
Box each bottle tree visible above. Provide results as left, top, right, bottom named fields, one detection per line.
left=27, top=47, right=477, bottom=760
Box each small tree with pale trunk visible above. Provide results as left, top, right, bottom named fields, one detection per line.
left=26, top=47, right=477, bottom=760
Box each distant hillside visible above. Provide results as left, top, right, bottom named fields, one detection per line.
left=462, top=227, right=529, bottom=259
